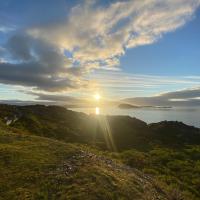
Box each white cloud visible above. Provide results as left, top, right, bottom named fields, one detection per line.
left=28, top=0, right=200, bottom=70
left=0, top=25, right=15, bottom=33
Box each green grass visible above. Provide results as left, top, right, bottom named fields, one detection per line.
left=0, top=129, right=170, bottom=200
left=119, top=147, right=200, bottom=200
left=0, top=132, right=77, bottom=199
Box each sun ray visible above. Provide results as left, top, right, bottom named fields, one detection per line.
left=95, top=107, right=100, bottom=115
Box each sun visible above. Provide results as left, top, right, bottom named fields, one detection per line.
left=94, top=93, right=101, bottom=101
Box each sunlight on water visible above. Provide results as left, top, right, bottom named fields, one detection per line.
left=71, top=106, right=200, bottom=128
left=95, top=107, right=100, bottom=115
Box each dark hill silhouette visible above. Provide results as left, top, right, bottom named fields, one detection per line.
left=0, top=104, right=199, bottom=151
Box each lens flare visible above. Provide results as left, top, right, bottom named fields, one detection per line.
left=95, top=107, right=100, bottom=115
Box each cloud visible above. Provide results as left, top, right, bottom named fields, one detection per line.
left=0, top=26, right=15, bottom=33
left=26, top=91, right=85, bottom=105
left=28, top=0, right=200, bottom=67
left=124, top=87, right=200, bottom=107
left=0, top=34, right=89, bottom=91
left=160, top=88, right=200, bottom=99
left=6, top=34, right=32, bottom=61
left=3, top=87, right=200, bottom=108
left=0, top=0, right=200, bottom=93
left=0, top=14, right=16, bottom=33
left=88, top=71, right=200, bottom=97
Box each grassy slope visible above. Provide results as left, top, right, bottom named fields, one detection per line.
left=0, top=104, right=200, bottom=200
left=119, top=146, right=200, bottom=200
left=0, top=125, right=169, bottom=200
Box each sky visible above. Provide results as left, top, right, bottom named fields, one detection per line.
left=0, top=0, right=200, bottom=106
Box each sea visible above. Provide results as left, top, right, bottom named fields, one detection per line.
left=70, top=106, right=200, bottom=128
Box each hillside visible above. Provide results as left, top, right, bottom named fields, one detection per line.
left=0, top=104, right=199, bottom=150
left=0, top=104, right=200, bottom=199
left=0, top=125, right=171, bottom=200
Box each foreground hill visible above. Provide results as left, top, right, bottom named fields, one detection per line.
left=0, top=104, right=200, bottom=199
left=0, top=125, right=170, bottom=200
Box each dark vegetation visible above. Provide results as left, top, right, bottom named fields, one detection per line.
left=0, top=104, right=200, bottom=199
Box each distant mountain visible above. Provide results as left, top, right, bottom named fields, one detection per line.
left=0, top=104, right=200, bottom=199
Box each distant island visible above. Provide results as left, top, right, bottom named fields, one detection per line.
left=118, top=103, right=140, bottom=109
left=118, top=103, right=172, bottom=109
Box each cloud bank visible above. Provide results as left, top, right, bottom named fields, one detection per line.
left=124, top=87, right=200, bottom=107
left=0, top=0, right=200, bottom=93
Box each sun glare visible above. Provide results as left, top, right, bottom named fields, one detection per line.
left=94, top=93, right=101, bottom=101
left=95, top=107, right=100, bottom=115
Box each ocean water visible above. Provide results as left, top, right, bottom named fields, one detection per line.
left=70, top=106, right=200, bottom=128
